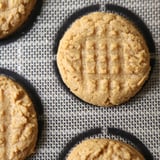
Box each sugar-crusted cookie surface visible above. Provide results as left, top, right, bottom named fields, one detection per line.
left=57, top=12, right=150, bottom=107
left=67, top=139, right=144, bottom=160
left=0, top=76, right=38, bottom=160
left=0, top=0, right=36, bottom=39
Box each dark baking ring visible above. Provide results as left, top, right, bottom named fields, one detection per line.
left=0, top=0, right=43, bottom=45
left=104, top=4, right=156, bottom=76
left=0, top=68, right=44, bottom=144
left=58, top=127, right=102, bottom=160
left=54, top=4, right=101, bottom=107
left=54, top=4, right=100, bottom=54
left=58, top=127, right=153, bottom=160
left=54, top=4, right=155, bottom=107
left=54, top=4, right=155, bottom=54
left=108, top=127, right=153, bottom=160
left=105, top=4, right=155, bottom=53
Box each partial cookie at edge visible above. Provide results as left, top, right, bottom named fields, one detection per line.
left=0, top=76, right=38, bottom=160
left=0, top=0, right=37, bottom=39
left=67, top=139, right=144, bottom=160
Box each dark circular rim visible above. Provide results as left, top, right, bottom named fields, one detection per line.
left=0, top=68, right=44, bottom=144
left=54, top=4, right=155, bottom=108
left=58, top=127, right=153, bottom=160
left=0, top=0, right=43, bottom=45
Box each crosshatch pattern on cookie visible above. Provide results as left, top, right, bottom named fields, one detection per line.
left=57, top=12, right=150, bottom=106
left=0, top=0, right=159, bottom=159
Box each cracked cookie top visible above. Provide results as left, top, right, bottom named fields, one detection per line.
left=57, top=12, right=150, bottom=107
left=0, top=0, right=36, bottom=39
left=0, top=76, right=38, bottom=160
left=67, top=139, right=144, bottom=160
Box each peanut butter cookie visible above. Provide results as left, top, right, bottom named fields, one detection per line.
left=67, top=139, right=144, bottom=160
left=57, top=12, right=150, bottom=107
left=0, top=76, right=38, bottom=160
left=0, top=0, right=36, bottom=39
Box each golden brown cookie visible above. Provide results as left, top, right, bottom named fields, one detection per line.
left=0, top=76, right=38, bottom=160
left=57, top=12, right=150, bottom=107
left=67, top=139, right=144, bottom=160
left=0, top=0, right=36, bottom=39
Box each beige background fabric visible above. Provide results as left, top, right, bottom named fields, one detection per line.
left=0, top=0, right=159, bottom=159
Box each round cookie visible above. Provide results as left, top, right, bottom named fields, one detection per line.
left=0, top=76, right=38, bottom=160
left=67, top=138, right=144, bottom=160
left=57, top=12, right=150, bottom=107
left=0, top=0, right=36, bottom=39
